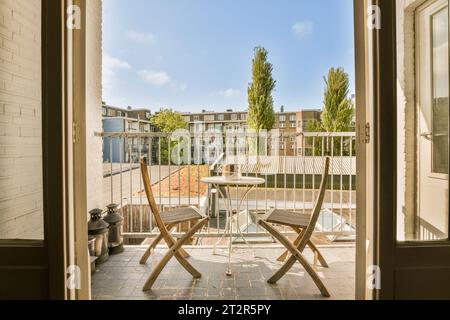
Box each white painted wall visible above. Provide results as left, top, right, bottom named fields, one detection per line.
left=86, top=0, right=104, bottom=213
left=396, top=0, right=428, bottom=240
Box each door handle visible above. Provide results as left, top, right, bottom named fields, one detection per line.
left=420, top=132, right=433, bottom=141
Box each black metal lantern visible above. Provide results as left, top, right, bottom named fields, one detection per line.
left=88, top=208, right=109, bottom=264
left=88, top=236, right=97, bottom=273
left=104, top=203, right=124, bottom=255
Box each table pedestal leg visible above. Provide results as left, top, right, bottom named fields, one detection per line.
left=211, top=183, right=261, bottom=275
left=233, top=214, right=256, bottom=258
left=225, top=186, right=233, bottom=276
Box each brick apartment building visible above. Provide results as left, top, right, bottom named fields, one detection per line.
left=183, top=108, right=322, bottom=156
left=102, top=103, right=155, bottom=163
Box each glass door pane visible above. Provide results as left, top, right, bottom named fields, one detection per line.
left=432, top=8, right=449, bottom=175
left=0, top=0, right=44, bottom=240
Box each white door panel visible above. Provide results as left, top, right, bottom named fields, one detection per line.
left=417, top=0, right=449, bottom=240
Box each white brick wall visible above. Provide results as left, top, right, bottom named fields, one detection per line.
left=86, top=0, right=103, bottom=213
left=396, top=0, right=427, bottom=240
left=0, top=0, right=43, bottom=239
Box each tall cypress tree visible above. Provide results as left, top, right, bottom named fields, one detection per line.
left=321, top=67, right=354, bottom=132
left=306, top=67, right=355, bottom=156
left=247, top=47, right=276, bottom=132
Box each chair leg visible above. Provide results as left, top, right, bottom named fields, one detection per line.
left=277, top=229, right=328, bottom=268
left=143, top=218, right=209, bottom=291
left=168, top=224, right=191, bottom=258
left=277, top=231, right=302, bottom=262
left=307, top=240, right=329, bottom=268
left=259, top=220, right=330, bottom=297
left=139, top=225, right=175, bottom=265
left=179, top=248, right=191, bottom=259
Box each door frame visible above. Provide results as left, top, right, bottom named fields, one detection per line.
left=354, top=0, right=371, bottom=301
left=375, top=0, right=450, bottom=299
left=354, top=0, right=400, bottom=300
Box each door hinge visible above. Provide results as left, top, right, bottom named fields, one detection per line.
left=359, top=123, right=370, bottom=144
left=73, top=121, right=79, bottom=144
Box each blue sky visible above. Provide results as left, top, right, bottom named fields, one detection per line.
left=102, top=0, right=355, bottom=113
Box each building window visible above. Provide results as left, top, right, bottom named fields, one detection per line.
left=193, top=115, right=200, bottom=121
left=102, top=108, right=107, bottom=116
left=279, top=123, right=286, bottom=128
left=290, top=122, right=296, bottom=128
left=231, top=114, right=238, bottom=121
left=204, top=115, right=215, bottom=121
left=241, top=114, right=247, bottom=121
left=290, top=115, right=296, bottom=121
left=217, top=114, right=225, bottom=121
left=279, top=115, right=286, bottom=122
left=280, top=143, right=285, bottom=150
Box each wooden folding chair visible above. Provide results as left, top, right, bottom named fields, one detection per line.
left=139, top=159, right=209, bottom=291
left=257, top=157, right=331, bottom=297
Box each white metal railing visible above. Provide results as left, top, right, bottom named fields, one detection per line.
left=97, top=131, right=356, bottom=242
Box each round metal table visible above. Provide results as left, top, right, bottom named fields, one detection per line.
left=201, top=176, right=266, bottom=276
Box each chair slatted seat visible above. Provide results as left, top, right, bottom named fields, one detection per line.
left=160, top=208, right=203, bottom=225
left=266, top=210, right=311, bottom=228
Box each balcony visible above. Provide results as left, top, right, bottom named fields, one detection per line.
left=93, top=131, right=357, bottom=300
left=92, top=246, right=355, bottom=300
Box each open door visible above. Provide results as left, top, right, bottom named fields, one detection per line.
left=354, top=0, right=377, bottom=300
left=0, top=0, right=92, bottom=300
left=416, top=0, right=449, bottom=242
left=0, top=0, right=67, bottom=299
left=370, top=0, right=450, bottom=299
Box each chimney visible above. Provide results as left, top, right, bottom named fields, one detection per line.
left=280, top=105, right=285, bottom=113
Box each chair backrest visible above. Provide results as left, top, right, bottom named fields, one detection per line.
left=140, top=159, right=167, bottom=233
left=299, top=157, right=330, bottom=251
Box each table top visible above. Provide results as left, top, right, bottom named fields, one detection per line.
left=201, top=176, right=266, bottom=186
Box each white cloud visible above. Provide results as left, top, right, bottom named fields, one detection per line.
left=138, top=70, right=171, bottom=86
left=103, top=53, right=132, bottom=71
left=102, top=52, right=132, bottom=92
left=219, top=88, right=242, bottom=98
left=126, top=30, right=157, bottom=45
left=292, top=21, right=313, bottom=40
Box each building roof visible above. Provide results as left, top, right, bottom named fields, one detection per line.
left=222, top=156, right=356, bottom=175
left=182, top=108, right=323, bottom=116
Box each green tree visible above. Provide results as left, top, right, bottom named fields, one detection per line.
left=321, top=68, right=354, bottom=132
left=306, top=67, right=355, bottom=156
left=150, top=109, right=188, bottom=164
left=150, top=108, right=188, bottom=133
left=248, top=47, right=276, bottom=132
left=247, top=47, right=276, bottom=156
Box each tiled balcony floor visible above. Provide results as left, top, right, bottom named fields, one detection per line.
left=91, top=245, right=355, bottom=300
